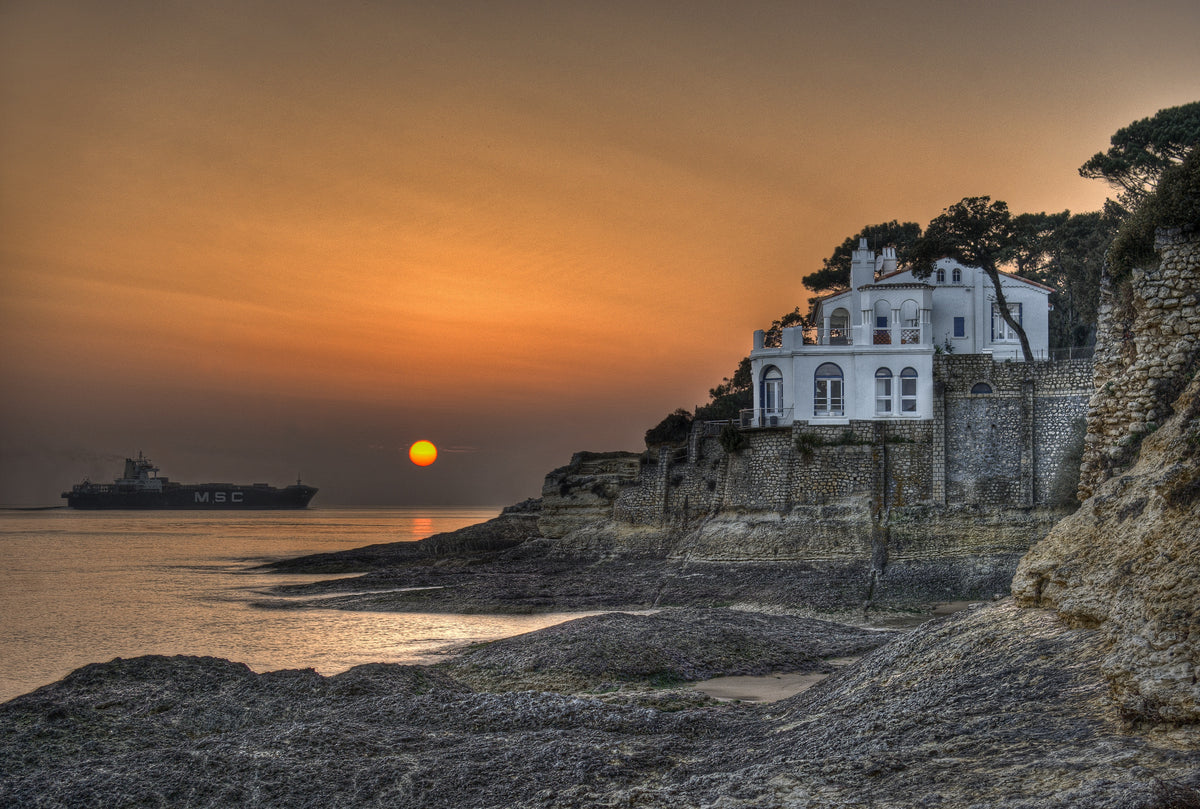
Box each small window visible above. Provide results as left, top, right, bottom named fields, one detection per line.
left=953, top=316, right=966, bottom=338
left=936, top=268, right=945, bottom=283
left=952, top=268, right=962, bottom=284
left=971, top=382, right=992, bottom=394
left=875, top=368, right=893, bottom=415
left=900, top=367, right=918, bottom=413
left=814, top=363, right=844, bottom=417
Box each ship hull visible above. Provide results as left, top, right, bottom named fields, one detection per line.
left=64, top=484, right=318, bottom=510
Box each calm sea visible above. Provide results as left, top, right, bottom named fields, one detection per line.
left=0, top=507, right=582, bottom=703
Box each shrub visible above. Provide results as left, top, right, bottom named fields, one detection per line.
left=719, top=424, right=747, bottom=454
left=794, top=432, right=822, bottom=458
left=645, top=408, right=693, bottom=446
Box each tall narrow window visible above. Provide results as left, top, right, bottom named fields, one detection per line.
left=900, top=367, right=918, bottom=413
left=875, top=368, right=893, bottom=415
left=873, top=300, right=891, bottom=344
left=900, top=300, right=920, bottom=344
left=952, top=268, right=962, bottom=283
left=762, top=366, right=783, bottom=416
left=936, top=268, right=945, bottom=283
left=814, top=363, right=844, bottom=416
left=991, top=303, right=1023, bottom=342
left=953, top=316, right=966, bottom=338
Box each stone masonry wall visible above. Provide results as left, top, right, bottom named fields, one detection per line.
left=1079, top=228, right=1200, bottom=499
left=542, top=356, right=1094, bottom=553
left=938, top=355, right=1092, bottom=508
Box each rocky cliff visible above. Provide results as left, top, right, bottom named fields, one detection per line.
left=1014, top=227, right=1200, bottom=724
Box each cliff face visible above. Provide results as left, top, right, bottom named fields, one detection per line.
left=1078, top=228, right=1200, bottom=499
left=1013, top=228, right=1200, bottom=724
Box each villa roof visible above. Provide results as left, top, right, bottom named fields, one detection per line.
left=810, top=262, right=1054, bottom=312
left=874, top=264, right=1054, bottom=293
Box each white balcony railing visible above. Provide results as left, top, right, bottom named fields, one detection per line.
left=739, top=408, right=794, bottom=428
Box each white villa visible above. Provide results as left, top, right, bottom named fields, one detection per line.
left=747, top=239, right=1052, bottom=426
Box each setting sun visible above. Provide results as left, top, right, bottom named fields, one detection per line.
left=408, top=440, right=438, bottom=467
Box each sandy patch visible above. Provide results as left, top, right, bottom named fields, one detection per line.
left=692, top=657, right=861, bottom=703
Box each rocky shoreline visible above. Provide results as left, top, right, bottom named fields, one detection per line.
left=3, top=602, right=1196, bottom=808
left=256, top=502, right=1006, bottom=621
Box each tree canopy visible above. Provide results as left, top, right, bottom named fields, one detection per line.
left=1008, top=210, right=1118, bottom=349
left=909, top=197, right=1036, bottom=362
left=1107, top=146, right=1200, bottom=279
left=801, top=221, right=922, bottom=294
left=1079, top=101, right=1200, bottom=211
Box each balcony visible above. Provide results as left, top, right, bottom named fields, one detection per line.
left=738, top=407, right=794, bottom=429
left=819, top=324, right=928, bottom=347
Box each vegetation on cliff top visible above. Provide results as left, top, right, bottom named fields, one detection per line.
left=645, top=102, right=1198, bottom=446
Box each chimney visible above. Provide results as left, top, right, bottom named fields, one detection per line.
left=850, top=237, right=875, bottom=290
left=880, top=245, right=898, bottom=275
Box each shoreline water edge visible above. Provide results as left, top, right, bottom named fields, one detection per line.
left=4, top=476, right=1198, bottom=807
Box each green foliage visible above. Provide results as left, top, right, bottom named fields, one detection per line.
left=706, top=356, right=751, bottom=401
left=644, top=408, right=693, bottom=446
left=762, top=307, right=809, bottom=348
left=718, top=424, right=747, bottom=454
left=1007, top=209, right=1120, bottom=349
left=795, top=430, right=873, bottom=458
left=696, top=356, right=752, bottom=421
left=793, top=432, right=821, bottom=458
left=1079, top=101, right=1200, bottom=210
left=1108, top=147, right=1200, bottom=280
left=694, top=391, right=751, bottom=422
left=802, top=221, right=923, bottom=294
left=911, top=197, right=1035, bottom=362
left=910, top=197, right=1013, bottom=270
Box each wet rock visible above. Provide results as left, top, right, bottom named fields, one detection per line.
left=4, top=604, right=1196, bottom=808
left=443, top=608, right=898, bottom=693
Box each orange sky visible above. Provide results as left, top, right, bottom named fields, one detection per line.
left=2, top=0, right=1199, bottom=505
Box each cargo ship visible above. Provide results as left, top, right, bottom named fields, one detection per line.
left=62, top=453, right=318, bottom=510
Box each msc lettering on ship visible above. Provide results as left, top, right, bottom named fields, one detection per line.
left=194, top=491, right=244, bottom=503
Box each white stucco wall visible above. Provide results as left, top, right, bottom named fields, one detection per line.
left=749, top=252, right=1051, bottom=422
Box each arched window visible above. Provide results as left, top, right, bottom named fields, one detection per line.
left=814, top=363, right=844, bottom=416
left=901, top=299, right=919, bottom=327
left=875, top=367, right=893, bottom=415
left=829, top=308, right=850, bottom=344
left=952, top=267, right=962, bottom=284
left=900, top=367, right=918, bottom=413
left=762, top=366, right=784, bottom=416
left=873, top=300, right=891, bottom=344
left=970, top=382, right=993, bottom=395
left=936, top=268, right=945, bottom=283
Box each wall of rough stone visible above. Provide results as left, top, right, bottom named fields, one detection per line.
left=1079, top=227, right=1200, bottom=499
left=542, top=356, right=1094, bottom=558
left=937, top=355, right=1093, bottom=508
left=1014, top=226, right=1200, bottom=724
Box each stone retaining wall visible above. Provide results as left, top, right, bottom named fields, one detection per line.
left=1079, top=227, right=1200, bottom=499
left=542, top=355, right=1094, bottom=575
